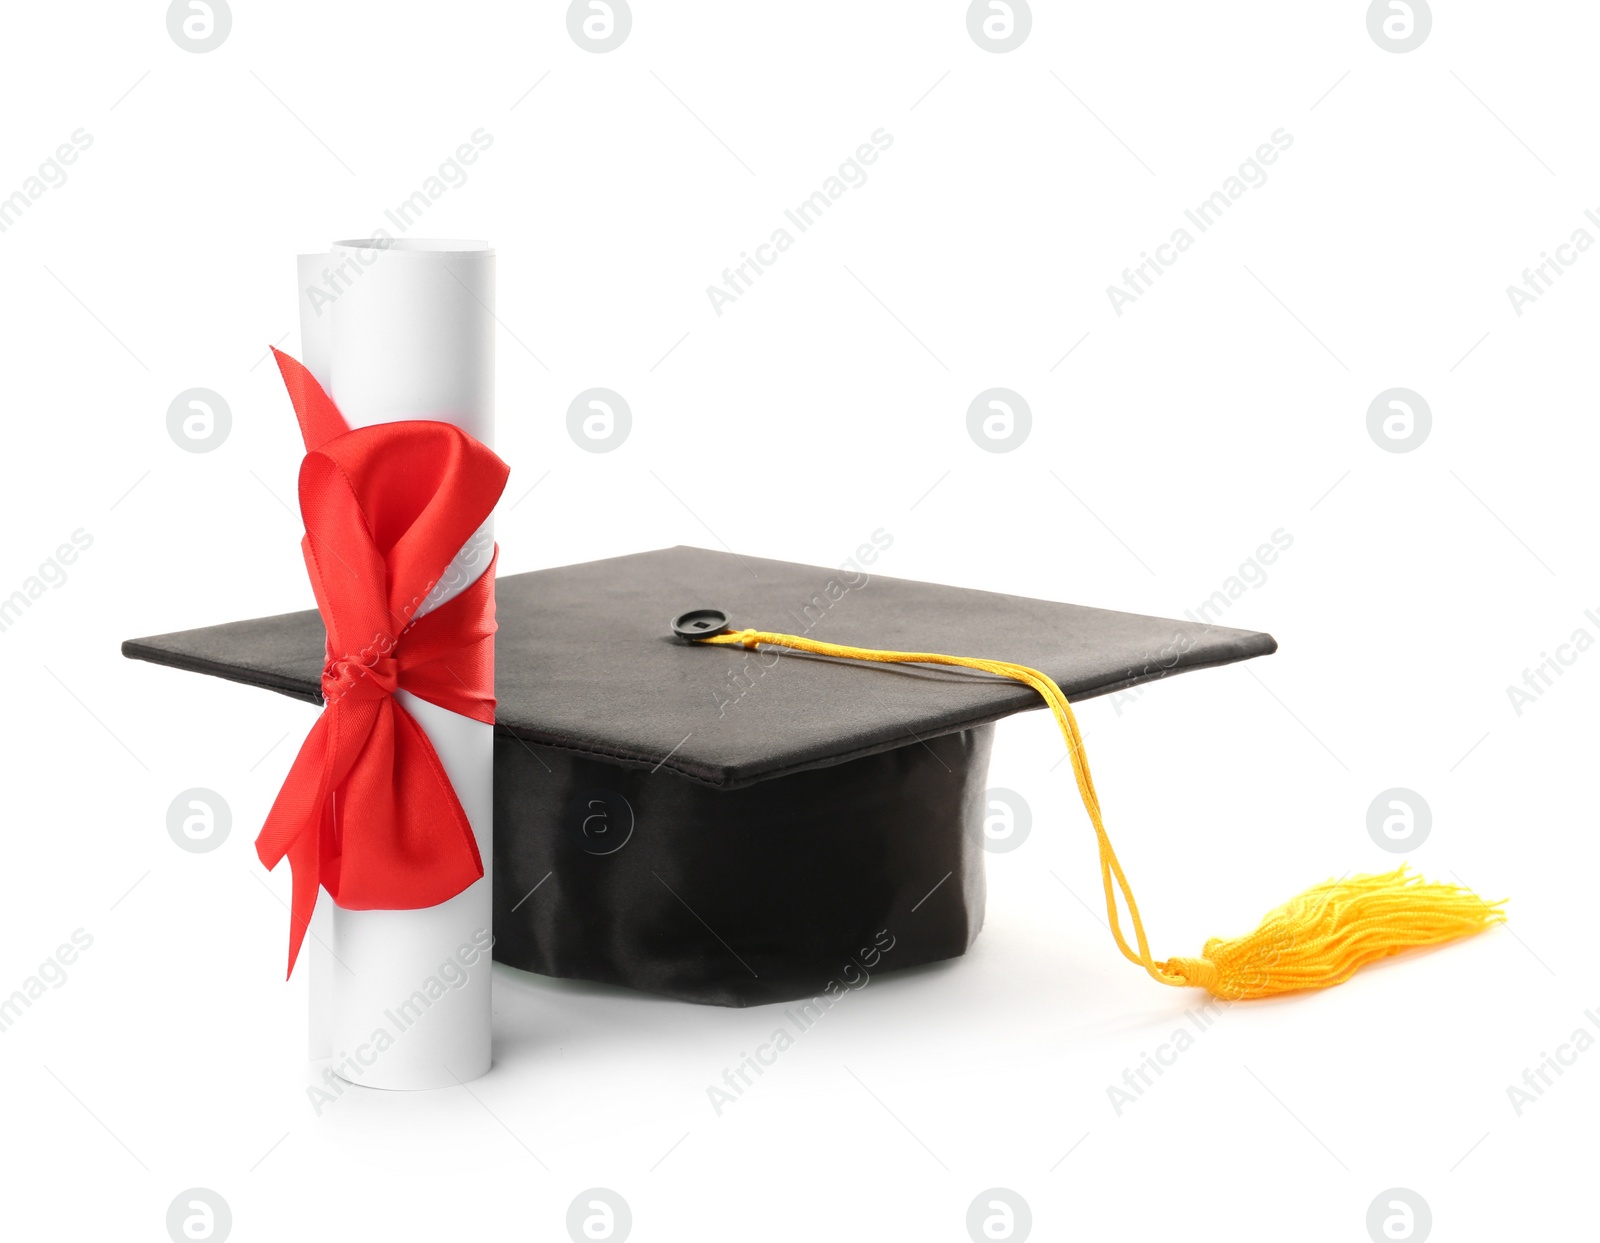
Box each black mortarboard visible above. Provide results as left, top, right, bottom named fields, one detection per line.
left=122, top=546, right=1275, bottom=1005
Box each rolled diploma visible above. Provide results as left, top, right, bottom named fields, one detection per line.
left=295, top=239, right=496, bottom=1089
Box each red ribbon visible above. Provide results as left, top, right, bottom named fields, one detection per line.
left=256, top=348, right=509, bottom=977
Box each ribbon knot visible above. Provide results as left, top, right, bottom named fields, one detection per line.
left=321, top=644, right=399, bottom=704
left=255, top=348, right=510, bottom=977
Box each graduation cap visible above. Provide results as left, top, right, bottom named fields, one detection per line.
left=123, top=544, right=1501, bottom=1007
left=124, top=543, right=1497, bottom=1011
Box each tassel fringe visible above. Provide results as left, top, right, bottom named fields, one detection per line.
left=1162, top=866, right=1506, bottom=999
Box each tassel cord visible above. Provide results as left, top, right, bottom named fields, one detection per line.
left=703, top=627, right=1504, bottom=999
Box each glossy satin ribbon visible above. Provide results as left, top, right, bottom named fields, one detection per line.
left=256, top=348, right=509, bottom=976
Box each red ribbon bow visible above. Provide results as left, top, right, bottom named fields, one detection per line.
left=255, top=348, right=509, bottom=976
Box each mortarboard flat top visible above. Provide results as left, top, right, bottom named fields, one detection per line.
left=121, top=545, right=1276, bottom=788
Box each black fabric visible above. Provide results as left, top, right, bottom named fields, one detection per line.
left=494, top=726, right=992, bottom=1006
left=121, top=544, right=1276, bottom=789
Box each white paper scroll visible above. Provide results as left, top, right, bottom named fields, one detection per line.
left=295, top=239, right=496, bottom=1090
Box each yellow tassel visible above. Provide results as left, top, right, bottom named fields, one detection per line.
left=702, top=627, right=1507, bottom=999
left=1161, top=866, right=1506, bottom=999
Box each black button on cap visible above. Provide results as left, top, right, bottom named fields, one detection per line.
left=672, top=608, right=731, bottom=641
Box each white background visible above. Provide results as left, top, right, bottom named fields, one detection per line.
left=1, top=2, right=1595, bottom=1239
